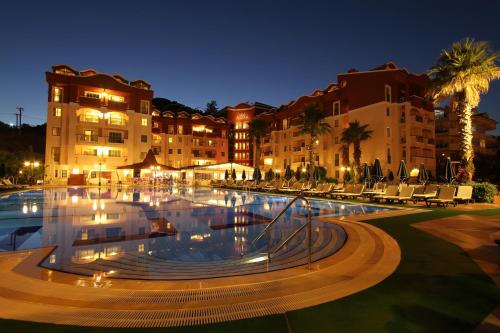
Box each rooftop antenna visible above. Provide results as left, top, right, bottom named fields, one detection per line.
left=15, top=106, right=24, bottom=129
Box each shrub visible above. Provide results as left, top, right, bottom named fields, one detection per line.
left=472, top=182, right=498, bottom=203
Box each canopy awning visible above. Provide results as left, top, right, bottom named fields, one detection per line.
left=117, top=149, right=178, bottom=171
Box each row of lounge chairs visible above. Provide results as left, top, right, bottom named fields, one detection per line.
left=211, top=179, right=474, bottom=208
left=0, top=178, right=25, bottom=190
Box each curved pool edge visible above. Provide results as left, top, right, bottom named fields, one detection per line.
left=0, top=219, right=400, bottom=328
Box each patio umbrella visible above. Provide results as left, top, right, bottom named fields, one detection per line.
left=444, top=157, right=455, bottom=184
left=257, top=168, right=262, bottom=181
left=242, top=170, right=246, bottom=180
left=372, top=158, right=384, bottom=182
left=361, top=162, right=371, bottom=184
left=343, top=168, right=351, bottom=183
left=266, top=168, right=274, bottom=181
left=224, top=169, right=229, bottom=180
left=396, top=160, right=409, bottom=183
left=417, top=163, right=429, bottom=184
left=284, top=165, right=293, bottom=181
left=295, top=166, right=302, bottom=181
left=252, top=167, right=259, bottom=181
left=231, top=169, right=236, bottom=180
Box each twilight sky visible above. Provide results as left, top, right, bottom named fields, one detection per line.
left=1, top=0, right=499, bottom=133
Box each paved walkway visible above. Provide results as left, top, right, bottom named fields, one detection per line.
left=0, top=219, right=400, bottom=328
left=413, top=213, right=500, bottom=333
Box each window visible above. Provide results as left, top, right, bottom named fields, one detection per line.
left=54, top=170, right=59, bottom=178
left=177, top=149, right=182, bottom=154
left=84, top=91, right=100, bottom=99
left=84, top=111, right=99, bottom=123
left=109, top=114, right=125, bottom=126
left=109, top=95, right=124, bottom=102
left=140, top=100, right=150, bottom=114
left=108, top=132, right=123, bottom=143
left=168, top=149, right=173, bottom=154
left=138, top=244, right=145, bottom=253
left=168, top=137, right=173, bottom=144
left=178, top=125, right=183, bottom=134
left=61, top=170, right=68, bottom=178
left=386, top=108, right=390, bottom=116
left=178, top=137, right=182, bottom=143
left=334, top=153, right=339, bottom=166
left=386, top=127, right=391, bottom=137
left=141, top=135, right=148, bottom=143
left=53, top=87, right=63, bottom=102
left=168, top=125, right=174, bottom=134
left=51, top=147, right=60, bottom=162
left=387, top=148, right=392, bottom=164
left=221, top=151, right=225, bottom=157
left=385, top=85, right=392, bottom=102
left=153, top=121, right=159, bottom=128
left=52, top=127, right=61, bottom=136
left=109, top=149, right=121, bottom=157
left=53, top=107, right=62, bottom=117
left=282, top=118, right=288, bottom=130
left=141, top=118, right=148, bottom=126
left=333, top=102, right=340, bottom=116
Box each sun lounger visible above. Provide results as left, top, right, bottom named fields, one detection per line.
left=337, top=184, right=365, bottom=200
left=412, top=184, right=438, bottom=202
left=426, top=186, right=457, bottom=207
left=304, top=183, right=332, bottom=196
left=330, top=184, right=353, bottom=199
left=380, top=186, right=415, bottom=204
left=373, top=185, right=399, bottom=202
left=454, top=185, right=473, bottom=204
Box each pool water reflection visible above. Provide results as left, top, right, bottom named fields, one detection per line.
left=0, top=187, right=392, bottom=279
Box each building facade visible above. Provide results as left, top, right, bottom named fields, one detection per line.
left=435, top=107, right=498, bottom=159
left=252, top=62, right=436, bottom=178
left=151, top=110, right=229, bottom=168
left=45, top=65, right=154, bottom=185
left=45, top=62, right=437, bottom=184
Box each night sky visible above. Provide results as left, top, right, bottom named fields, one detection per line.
left=1, top=0, right=499, bottom=133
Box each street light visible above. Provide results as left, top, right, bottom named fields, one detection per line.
left=23, top=161, right=40, bottom=185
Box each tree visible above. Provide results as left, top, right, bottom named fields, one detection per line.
left=248, top=118, right=267, bottom=167
left=298, top=106, right=331, bottom=176
left=340, top=144, right=349, bottom=166
left=429, top=38, right=500, bottom=182
left=205, top=100, right=218, bottom=114
left=341, top=121, right=373, bottom=171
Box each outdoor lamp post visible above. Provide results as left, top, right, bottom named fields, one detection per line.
left=23, top=160, right=40, bottom=185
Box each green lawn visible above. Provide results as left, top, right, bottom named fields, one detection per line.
left=1, top=208, right=499, bottom=333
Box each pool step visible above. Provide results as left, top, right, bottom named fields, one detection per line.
left=54, top=225, right=345, bottom=280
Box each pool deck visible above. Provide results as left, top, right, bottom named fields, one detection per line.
left=0, top=216, right=401, bottom=327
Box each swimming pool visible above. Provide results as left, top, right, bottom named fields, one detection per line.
left=0, top=187, right=393, bottom=280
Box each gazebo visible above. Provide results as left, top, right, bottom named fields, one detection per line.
left=117, top=149, right=178, bottom=185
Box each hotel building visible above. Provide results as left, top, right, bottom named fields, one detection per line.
left=45, top=65, right=153, bottom=185
left=251, top=62, right=436, bottom=178
left=435, top=107, right=498, bottom=159
left=151, top=110, right=229, bottom=168
left=45, top=62, right=437, bottom=184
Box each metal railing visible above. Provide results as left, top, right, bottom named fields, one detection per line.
left=251, top=195, right=313, bottom=269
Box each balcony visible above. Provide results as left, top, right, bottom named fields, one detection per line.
left=106, top=136, right=125, bottom=144
left=79, top=96, right=102, bottom=108
left=77, top=134, right=98, bottom=143
left=428, top=138, right=435, bottom=144
left=400, top=137, right=406, bottom=144
left=263, top=151, right=273, bottom=157
left=107, top=100, right=128, bottom=111
left=415, top=115, right=423, bottom=123
left=416, top=136, right=424, bottom=143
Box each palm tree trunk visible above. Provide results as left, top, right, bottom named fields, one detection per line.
left=341, top=144, right=349, bottom=166
left=353, top=141, right=361, bottom=169
left=254, top=138, right=261, bottom=168
left=456, top=97, right=475, bottom=182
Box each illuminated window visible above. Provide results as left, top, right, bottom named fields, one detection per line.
left=109, top=95, right=124, bottom=102
left=61, top=170, right=67, bottom=178
left=109, top=114, right=125, bottom=126
left=52, top=127, right=61, bottom=136
left=53, top=107, right=62, bottom=117
left=83, top=111, right=100, bottom=123
left=178, top=125, right=183, bottom=134
left=51, top=147, right=60, bottom=162
left=109, top=150, right=121, bottom=157
left=141, top=118, right=148, bottom=126
left=153, top=121, right=159, bottom=128
left=168, top=137, right=173, bottom=143
left=140, top=100, right=150, bottom=114
left=84, top=91, right=100, bottom=99
left=138, top=244, right=145, bottom=252
left=53, top=87, right=63, bottom=102
left=168, top=125, right=174, bottom=134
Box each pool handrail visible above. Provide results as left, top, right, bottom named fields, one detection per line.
left=251, top=195, right=313, bottom=269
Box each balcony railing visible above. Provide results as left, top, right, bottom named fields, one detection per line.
left=428, top=138, right=435, bottom=144
left=416, top=136, right=424, bottom=143
left=79, top=96, right=102, bottom=108
left=106, top=137, right=125, bottom=144
left=107, top=100, right=128, bottom=111
left=77, top=134, right=98, bottom=143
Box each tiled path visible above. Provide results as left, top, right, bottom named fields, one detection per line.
left=0, top=219, right=400, bottom=328
left=413, top=214, right=500, bottom=333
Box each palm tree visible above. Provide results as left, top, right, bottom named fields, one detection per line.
left=248, top=118, right=267, bottom=167
left=298, top=106, right=332, bottom=174
left=341, top=121, right=373, bottom=171
left=429, top=38, right=499, bottom=182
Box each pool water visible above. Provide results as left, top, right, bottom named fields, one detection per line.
left=0, top=187, right=392, bottom=280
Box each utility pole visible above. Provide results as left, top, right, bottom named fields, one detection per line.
left=16, top=106, right=24, bottom=128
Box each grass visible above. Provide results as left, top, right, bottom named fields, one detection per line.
left=1, top=208, right=499, bottom=332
